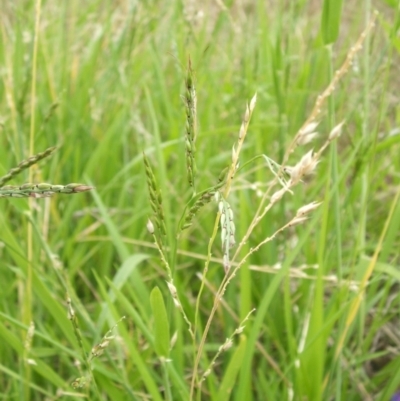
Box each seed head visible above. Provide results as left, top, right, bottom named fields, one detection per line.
left=289, top=216, right=309, bottom=226
left=167, top=281, right=181, bottom=308
left=296, top=201, right=321, bottom=217
left=249, top=93, right=257, bottom=112
left=329, top=121, right=345, bottom=141
left=147, top=219, right=155, bottom=234
left=271, top=188, right=286, bottom=203
left=297, top=122, right=319, bottom=146
left=288, top=150, right=319, bottom=185
left=219, top=339, right=233, bottom=352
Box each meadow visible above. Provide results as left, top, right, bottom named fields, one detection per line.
left=1, top=1, right=400, bottom=400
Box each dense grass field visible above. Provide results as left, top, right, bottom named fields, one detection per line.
left=1, top=1, right=400, bottom=400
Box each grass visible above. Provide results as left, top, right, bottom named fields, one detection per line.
left=1, top=0, right=400, bottom=400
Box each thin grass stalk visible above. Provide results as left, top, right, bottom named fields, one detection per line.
left=162, top=360, right=172, bottom=401
left=24, top=1, right=41, bottom=398
left=303, top=42, right=342, bottom=401
left=325, top=42, right=344, bottom=401
left=0, top=22, right=19, bottom=157
left=67, top=298, right=101, bottom=398
left=190, top=17, right=376, bottom=400
left=198, top=309, right=255, bottom=392
left=231, top=14, right=377, bottom=265
left=326, top=44, right=343, bottom=278
left=333, top=186, right=400, bottom=361
left=199, top=271, right=289, bottom=384
left=190, top=94, right=257, bottom=400
left=149, top=228, right=194, bottom=339
left=191, top=126, right=332, bottom=398
left=358, top=3, right=373, bottom=259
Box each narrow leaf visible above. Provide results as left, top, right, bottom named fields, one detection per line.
left=321, top=0, right=343, bottom=45
left=150, top=286, right=170, bottom=358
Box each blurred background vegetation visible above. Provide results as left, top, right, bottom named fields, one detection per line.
left=0, top=0, right=400, bottom=400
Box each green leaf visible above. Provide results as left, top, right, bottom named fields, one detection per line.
left=150, top=286, right=170, bottom=358
left=321, top=0, right=343, bottom=45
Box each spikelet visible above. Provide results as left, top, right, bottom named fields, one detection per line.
left=89, top=317, right=126, bottom=360
left=0, top=146, right=57, bottom=187
left=180, top=190, right=214, bottom=231
left=180, top=178, right=226, bottom=232
left=184, top=57, right=197, bottom=190
left=143, top=153, right=167, bottom=245
left=217, top=195, right=236, bottom=272
left=0, top=183, right=93, bottom=198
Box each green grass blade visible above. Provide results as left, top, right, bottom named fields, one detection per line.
left=150, top=286, right=170, bottom=359
left=217, top=335, right=247, bottom=400
left=321, top=0, right=343, bottom=45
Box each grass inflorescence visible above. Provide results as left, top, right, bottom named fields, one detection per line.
left=0, top=146, right=57, bottom=187
left=0, top=147, right=93, bottom=198
left=1, top=2, right=400, bottom=401
left=184, top=57, right=197, bottom=191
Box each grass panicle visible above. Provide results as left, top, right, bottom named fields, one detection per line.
left=89, top=317, right=126, bottom=361
left=189, top=19, right=377, bottom=396
left=190, top=93, right=257, bottom=397
left=67, top=298, right=100, bottom=396
left=199, top=308, right=255, bottom=384
left=180, top=191, right=215, bottom=231
left=231, top=16, right=376, bottom=264
left=68, top=302, right=126, bottom=394
left=2, top=3, right=397, bottom=401
left=0, top=146, right=57, bottom=187
left=0, top=183, right=93, bottom=198
left=143, top=152, right=194, bottom=338
left=179, top=181, right=225, bottom=232
left=216, top=194, right=236, bottom=272
left=0, top=147, right=93, bottom=199
left=184, top=57, right=197, bottom=191
left=143, top=152, right=167, bottom=243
